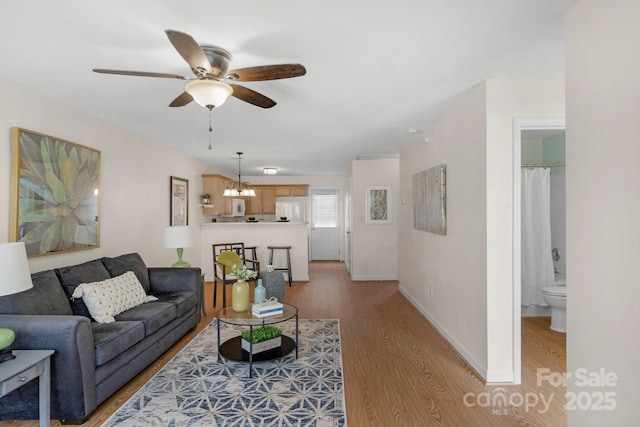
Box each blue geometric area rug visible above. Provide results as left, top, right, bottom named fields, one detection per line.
left=101, top=319, right=346, bottom=427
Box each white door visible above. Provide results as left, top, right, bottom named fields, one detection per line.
left=310, top=189, right=340, bottom=260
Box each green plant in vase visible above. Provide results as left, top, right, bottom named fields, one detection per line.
left=231, top=265, right=257, bottom=281
left=230, top=265, right=257, bottom=312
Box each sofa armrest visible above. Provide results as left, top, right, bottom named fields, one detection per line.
left=148, top=267, right=201, bottom=294
left=0, top=314, right=97, bottom=421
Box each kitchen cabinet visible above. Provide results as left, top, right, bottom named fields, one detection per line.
left=201, top=174, right=233, bottom=215
left=274, top=185, right=308, bottom=197
left=262, top=187, right=276, bottom=213
left=246, top=186, right=275, bottom=215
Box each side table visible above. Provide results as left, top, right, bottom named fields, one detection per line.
left=0, top=349, right=55, bottom=427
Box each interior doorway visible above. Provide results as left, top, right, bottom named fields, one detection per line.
left=512, top=117, right=565, bottom=384
left=310, top=188, right=341, bottom=260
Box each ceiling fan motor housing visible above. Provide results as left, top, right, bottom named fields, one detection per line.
left=201, top=45, right=231, bottom=78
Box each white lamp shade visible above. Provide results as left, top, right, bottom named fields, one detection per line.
left=163, top=226, right=193, bottom=249
left=223, top=188, right=240, bottom=197
left=185, top=80, right=233, bottom=108
left=0, top=242, right=34, bottom=297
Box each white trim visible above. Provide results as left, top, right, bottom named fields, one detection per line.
left=398, top=285, right=488, bottom=381
left=351, top=274, right=398, bottom=281
left=486, top=371, right=515, bottom=384
left=512, top=117, right=565, bottom=386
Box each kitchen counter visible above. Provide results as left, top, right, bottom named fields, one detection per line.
left=199, top=222, right=309, bottom=282
left=200, top=221, right=308, bottom=226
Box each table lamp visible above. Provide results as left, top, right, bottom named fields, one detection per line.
left=0, top=242, right=34, bottom=362
left=164, top=226, right=193, bottom=267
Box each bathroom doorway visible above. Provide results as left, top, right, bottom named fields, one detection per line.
left=512, top=118, right=565, bottom=384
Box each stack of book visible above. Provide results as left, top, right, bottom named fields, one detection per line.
left=252, top=300, right=284, bottom=318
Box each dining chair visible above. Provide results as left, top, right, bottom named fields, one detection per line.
left=212, top=242, right=260, bottom=308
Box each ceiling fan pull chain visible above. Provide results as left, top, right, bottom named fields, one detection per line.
left=208, top=106, right=213, bottom=150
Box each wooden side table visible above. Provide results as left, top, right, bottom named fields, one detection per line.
left=0, top=349, right=54, bottom=427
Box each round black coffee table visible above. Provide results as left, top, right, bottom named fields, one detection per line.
left=216, top=303, right=298, bottom=378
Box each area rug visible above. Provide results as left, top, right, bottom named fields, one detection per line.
left=101, top=319, right=346, bottom=427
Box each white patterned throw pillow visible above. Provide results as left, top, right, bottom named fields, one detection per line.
left=72, top=271, right=157, bottom=323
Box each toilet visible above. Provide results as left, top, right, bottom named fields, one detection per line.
left=542, top=276, right=566, bottom=333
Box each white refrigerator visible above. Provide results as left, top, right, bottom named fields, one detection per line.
left=275, top=201, right=306, bottom=222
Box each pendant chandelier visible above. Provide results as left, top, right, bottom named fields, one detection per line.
left=223, top=152, right=256, bottom=197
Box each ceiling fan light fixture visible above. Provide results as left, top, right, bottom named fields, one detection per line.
left=185, top=80, right=233, bottom=108
left=263, top=167, right=278, bottom=175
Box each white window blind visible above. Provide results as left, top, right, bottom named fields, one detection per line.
left=313, top=193, right=338, bottom=228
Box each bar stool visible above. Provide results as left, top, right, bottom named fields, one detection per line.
left=267, top=245, right=292, bottom=287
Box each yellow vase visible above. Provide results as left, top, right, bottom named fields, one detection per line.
left=231, top=280, right=250, bottom=312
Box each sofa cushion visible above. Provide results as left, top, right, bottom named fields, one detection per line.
left=153, top=291, right=197, bottom=319
left=116, top=301, right=177, bottom=335
left=56, top=259, right=112, bottom=319
left=0, top=270, right=73, bottom=316
left=91, top=321, right=146, bottom=366
left=101, top=253, right=151, bottom=292
left=72, top=271, right=158, bottom=323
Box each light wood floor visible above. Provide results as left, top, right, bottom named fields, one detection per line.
left=1, top=261, right=566, bottom=427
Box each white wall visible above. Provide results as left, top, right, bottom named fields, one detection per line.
left=398, top=78, right=564, bottom=382
left=399, top=82, right=489, bottom=375
left=350, top=158, right=399, bottom=280
left=0, top=79, right=221, bottom=273
left=565, top=1, right=640, bottom=425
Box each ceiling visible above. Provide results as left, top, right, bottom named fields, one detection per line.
left=0, top=1, right=576, bottom=177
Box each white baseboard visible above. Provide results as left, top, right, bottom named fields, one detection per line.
left=350, top=275, right=398, bottom=281
left=398, top=285, right=489, bottom=381
left=486, top=370, right=515, bottom=384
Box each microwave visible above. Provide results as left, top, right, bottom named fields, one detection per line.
left=232, top=198, right=245, bottom=216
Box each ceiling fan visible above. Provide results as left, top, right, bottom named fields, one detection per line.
left=93, top=29, right=306, bottom=110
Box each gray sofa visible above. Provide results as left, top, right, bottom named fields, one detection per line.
left=0, top=253, right=200, bottom=424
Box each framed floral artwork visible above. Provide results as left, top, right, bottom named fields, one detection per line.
left=10, top=128, right=101, bottom=257
left=170, top=176, right=189, bottom=226
left=365, top=185, right=391, bottom=224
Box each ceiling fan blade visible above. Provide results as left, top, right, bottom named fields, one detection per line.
left=93, top=69, right=188, bottom=79
left=165, top=30, right=212, bottom=76
left=226, top=64, right=306, bottom=82
left=229, top=84, right=276, bottom=108
left=169, top=91, right=194, bottom=107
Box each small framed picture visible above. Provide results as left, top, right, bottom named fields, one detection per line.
left=365, top=186, right=391, bottom=224
left=170, top=176, right=189, bottom=226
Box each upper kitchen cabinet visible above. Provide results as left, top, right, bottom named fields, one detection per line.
left=246, top=186, right=276, bottom=215
left=274, top=185, right=308, bottom=197
left=201, top=174, right=233, bottom=215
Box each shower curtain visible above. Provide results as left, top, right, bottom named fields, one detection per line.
left=521, top=168, right=555, bottom=306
